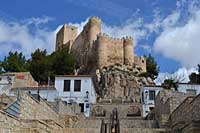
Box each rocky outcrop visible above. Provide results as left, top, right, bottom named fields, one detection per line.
left=96, top=64, right=154, bottom=101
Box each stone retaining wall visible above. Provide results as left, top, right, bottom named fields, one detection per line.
left=91, top=103, right=142, bottom=118
left=19, top=92, right=61, bottom=125
left=170, top=94, right=200, bottom=132
left=54, top=128, right=167, bottom=133
left=155, top=90, right=190, bottom=127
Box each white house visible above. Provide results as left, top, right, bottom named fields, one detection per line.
left=141, top=83, right=200, bottom=117
left=177, top=83, right=200, bottom=95
left=55, top=75, right=97, bottom=117
left=0, top=75, right=14, bottom=95
left=141, top=85, right=163, bottom=117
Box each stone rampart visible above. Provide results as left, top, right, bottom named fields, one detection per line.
left=56, top=24, right=78, bottom=51
left=71, top=17, right=101, bottom=68
left=55, top=17, right=147, bottom=73
left=96, top=33, right=125, bottom=68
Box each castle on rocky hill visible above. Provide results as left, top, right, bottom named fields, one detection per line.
left=55, top=17, right=146, bottom=73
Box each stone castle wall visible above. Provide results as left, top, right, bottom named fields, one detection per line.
left=55, top=17, right=146, bottom=73
left=70, top=17, right=101, bottom=68
left=56, top=24, right=78, bottom=51
left=95, top=33, right=134, bottom=69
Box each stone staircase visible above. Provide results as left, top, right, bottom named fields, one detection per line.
left=53, top=117, right=169, bottom=133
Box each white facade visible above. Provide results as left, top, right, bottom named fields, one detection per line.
left=55, top=75, right=97, bottom=117
left=141, top=86, right=163, bottom=117
left=177, top=83, right=200, bottom=95
left=141, top=83, right=200, bottom=117
left=0, top=75, right=14, bottom=95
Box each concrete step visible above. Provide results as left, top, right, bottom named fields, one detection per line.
left=54, top=128, right=168, bottom=133
left=73, top=118, right=159, bottom=128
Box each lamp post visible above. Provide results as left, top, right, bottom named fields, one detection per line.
left=85, top=91, right=90, bottom=117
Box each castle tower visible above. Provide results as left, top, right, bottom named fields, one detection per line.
left=123, top=37, right=134, bottom=66
left=55, top=24, right=78, bottom=51
left=97, top=33, right=108, bottom=69
left=85, top=17, right=101, bottom=43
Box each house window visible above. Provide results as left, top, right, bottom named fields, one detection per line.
left=149, top=90, right=155, bottom=100
left=74, top=80, right=81, bottom=92
left=64, top=80, right=70, bottom=91
left=186, top=89, right=196, bottom=95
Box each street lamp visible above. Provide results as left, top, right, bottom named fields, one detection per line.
left=85, top=91, right=89, bottom=102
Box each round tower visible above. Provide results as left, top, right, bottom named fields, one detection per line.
left=97, top=33, right=108, bottom=69
left=87, top=16, right=101, bottom=43
left=123, top=37, right=134, bottom=66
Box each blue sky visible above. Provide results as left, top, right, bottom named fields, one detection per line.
left=0, top=0, right=200, bottom=82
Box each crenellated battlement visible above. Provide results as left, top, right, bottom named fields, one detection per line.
left=63, top=24, right=78, bottom=29
left=55, top=17, right=146, bottom=73
left=97, top=32, right=124, bottom=43
left=89, top=16, right=101, bottom=23
left=123, top=36, right=133, bottom=40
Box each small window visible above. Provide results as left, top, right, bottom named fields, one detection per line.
left=149, top=90, right=155, bottom=100
left=64, top=80, right=70, bottom=91
left=74, top=80, right=81, bottom=92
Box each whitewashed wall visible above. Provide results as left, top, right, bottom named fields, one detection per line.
left=141, top=86, right=163, bottom=117
left=55, top=76, right=96, bottom=104
left=177, top=84, right=200, bottom=95
left=0, top=75, right=14, bottom=95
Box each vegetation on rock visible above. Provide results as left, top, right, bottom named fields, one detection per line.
left=140, top=54, right=159, bottom=80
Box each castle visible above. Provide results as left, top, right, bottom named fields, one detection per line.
left=55, top=17, right=146, bottom=73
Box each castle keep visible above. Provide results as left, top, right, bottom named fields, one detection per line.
left=56, top=17, right=146, bottom=73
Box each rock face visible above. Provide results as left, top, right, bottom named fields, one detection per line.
left=96, top=64, right=154, bottom=101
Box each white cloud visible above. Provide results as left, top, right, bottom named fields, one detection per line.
left=154, top=10, right=200, bottom=68
left=139, top=44, right=152, bottom=53
left=155, top=67, right=198, bottom=85
left=144, top=8, right=162, bottom=33
left=0, top=16, right=147, bottom=59
left=0, top=17, right=59, bottom=58
left=68, top=17, right=147, bottom=47
left=102, top=18, right=147, bottom=46
left=68, top=18, right=89, bottom=34
left=22, top=16, right=54, bottom=26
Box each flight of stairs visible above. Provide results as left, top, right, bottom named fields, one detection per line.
left=54, top=117, right=169, bottom=133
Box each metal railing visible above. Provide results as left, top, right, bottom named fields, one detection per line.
left=100, top=108, right=120, bottom=133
